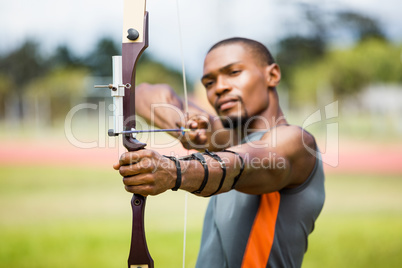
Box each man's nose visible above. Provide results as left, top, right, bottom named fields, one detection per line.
left=215, top=76, right=231, bottom=96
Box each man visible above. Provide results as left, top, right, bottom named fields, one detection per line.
left=113, top=37, right=325, bottom=267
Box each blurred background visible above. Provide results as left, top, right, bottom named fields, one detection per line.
left=0, top=0, right=401, bottom=267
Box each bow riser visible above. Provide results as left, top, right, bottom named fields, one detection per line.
left=122, top=12, right=149, bottom=152
left=121, top=1, right=153, bottom=267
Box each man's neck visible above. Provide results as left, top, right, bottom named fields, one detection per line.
left=234, top=89, right=287, bottom=142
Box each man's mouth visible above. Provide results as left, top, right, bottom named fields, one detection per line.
left=219, top=100, right=238, bottom=111
left=216, top=97, right=240, bottom=112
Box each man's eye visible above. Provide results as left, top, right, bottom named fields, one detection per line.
left=230, top=70, right=241, bottom=75
left=204, top=81, right=214, bottom=89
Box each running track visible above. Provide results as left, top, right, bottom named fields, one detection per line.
left=1, top=138, right=401, bottom=175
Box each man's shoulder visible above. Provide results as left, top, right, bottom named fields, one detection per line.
left=262, top=124, right=314, bottom=146
left=260, top=124, right=316, bottom=164
left=264, top=125, right=317, bottom=187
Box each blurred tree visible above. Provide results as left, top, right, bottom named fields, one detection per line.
left=84, top=37, right=120, bottom=76
left=25, top=67, right=88, bottom=125
left=276, top=35, right=326, bottom=84
left=0, top=36, right=191, bottom=123
left=49, top=45, right=84, bottom=69
left=0, top=39, right=48, bottom=89
left=275, top=4, right=327, bottom=89
left=327, top=39, right=401, bottom=96
left=274, top=4, right=389, bottom=94
left=0, top=40, right=49, bottom=120
left=0, top=74, right=15, bottom=120
left=335, top=11, right=387, bottom=43
left=83, top=37, right=188, bottom=93
left=290, top=39, right=402, bottom=104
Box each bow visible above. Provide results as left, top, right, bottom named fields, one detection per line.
left=121, top=1, right=153, bottom=267
left=120, top=1, right=153, bottom=267
left=95, top=1, right=190, bottom=266
left=94, top=0, right=152, bottom=267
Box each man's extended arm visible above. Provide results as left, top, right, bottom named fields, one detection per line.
left=115, top=125, right=317, bottom=196
left=135, top=83, right=230, bottom=151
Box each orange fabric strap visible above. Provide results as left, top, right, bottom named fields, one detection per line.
left=241, top=192, right=281, bottom=267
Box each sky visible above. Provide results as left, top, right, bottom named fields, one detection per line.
left=1, top=0, right=401, bottom=80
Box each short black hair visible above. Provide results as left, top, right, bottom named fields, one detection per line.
left=208, top=37, right=276, bottom=66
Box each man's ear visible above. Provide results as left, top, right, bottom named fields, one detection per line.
left=265, top=63, right=281, bottom=87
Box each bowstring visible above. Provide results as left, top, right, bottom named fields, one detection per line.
left=175, top=0, right=189, bottom=267
left=176, top=0, right=189, bottom=114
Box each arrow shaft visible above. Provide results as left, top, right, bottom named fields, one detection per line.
left=121, top=128, right=190, bottom=134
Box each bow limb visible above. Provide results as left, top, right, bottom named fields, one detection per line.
left=122, top=0, right=153, bottom=267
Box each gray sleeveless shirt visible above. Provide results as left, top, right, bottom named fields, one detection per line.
left=195, top=131, right=325, bottom=268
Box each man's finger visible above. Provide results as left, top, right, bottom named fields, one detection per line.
left=189, top=120, right=199, bottom=129
left=113, top=162, right=120, bottom=170
left=123, top=174, right=155, bottom=195
left=119, top=160, right=154, bottom=177
left=119, top=149, right=156, bottom=165
left=119, top=152, right=141, bottom=165
left=124, top=185, right=150, bottom=196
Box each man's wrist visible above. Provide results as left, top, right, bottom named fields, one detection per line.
left=163, top=155, right=182, bottom=191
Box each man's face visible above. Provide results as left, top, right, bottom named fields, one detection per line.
left=201, top=44, right=271, bottom=128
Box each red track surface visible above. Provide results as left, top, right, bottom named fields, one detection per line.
left=1, top=138, right=401, bottom=175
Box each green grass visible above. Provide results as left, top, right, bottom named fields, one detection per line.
left=303, top=214, right=402, bottom=268
left=0, top=165, right=208, bottom=268
left=0, top=165, right=401, bottom=267
left=303, top=174, right=402, bottom=268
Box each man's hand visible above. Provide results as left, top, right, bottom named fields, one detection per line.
left=113, top=150, right=176, bottom=196
left=179, top=113, right=210, bottom=149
